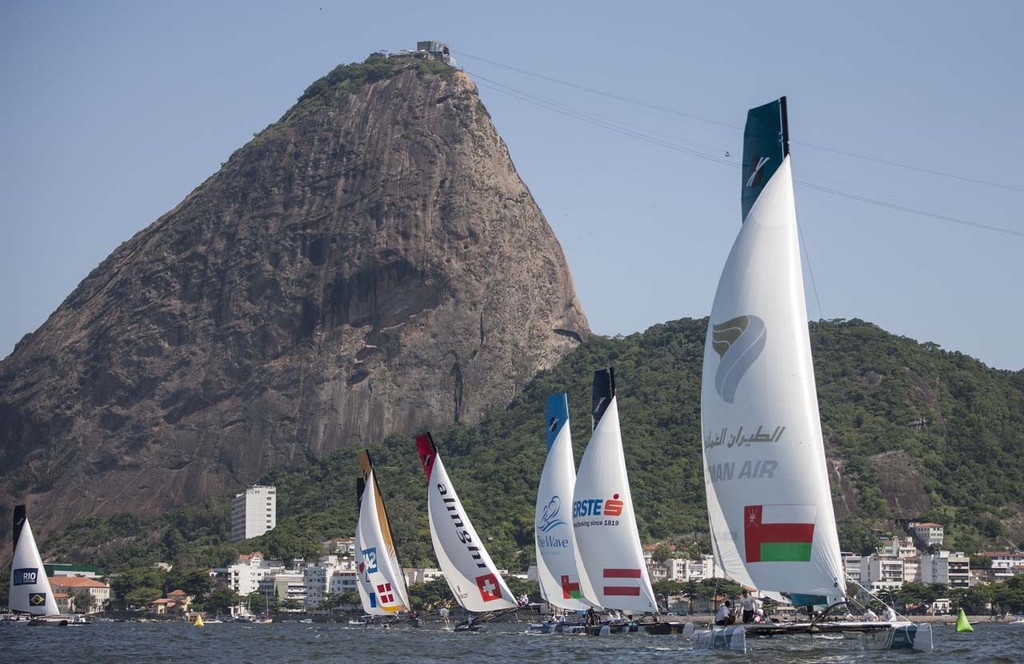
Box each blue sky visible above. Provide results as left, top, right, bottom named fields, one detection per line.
left=2, top=1, right=1021, bottom=370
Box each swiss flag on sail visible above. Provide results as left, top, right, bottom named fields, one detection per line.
left=476, top=573, right=503, bottom=602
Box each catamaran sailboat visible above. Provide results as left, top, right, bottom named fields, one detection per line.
left=571, top=369, right=658, bottom=635
left=354, top=449, right=413, bottom=622
left=698, top=97, right=931, bottom=652
left=416, top=433, right=518, bottom=630
left=530, top=393, right=593, bottom=634
left=6, top=505, right=66, bottom=626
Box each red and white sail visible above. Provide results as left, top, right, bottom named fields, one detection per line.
left=417, top=433, right=517, bottom=612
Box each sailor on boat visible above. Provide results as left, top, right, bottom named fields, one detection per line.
left=715, top=601, right=734, bottom=626
left=863, top=607, right=879, bottom=621
left=740, top=591, right=756, bottom=624
left=882, top=605, right=897, bottom=622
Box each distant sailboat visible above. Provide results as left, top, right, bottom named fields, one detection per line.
left=355, top=449, right=412, bottom=618
left=534, top=393, right=590, bottom=613
left=698, top=97, right=931, bottom=652
left=416, top=433, right=518, bottom=628
left=7, top=505, right=63, bottom=625
left=572, top=368, right=657, bottom=632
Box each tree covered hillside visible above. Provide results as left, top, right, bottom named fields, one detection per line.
left=42, top=318, right=1024, bottom=572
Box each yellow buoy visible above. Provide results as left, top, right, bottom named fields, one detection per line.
left=194, top=614, right=205, bottom=628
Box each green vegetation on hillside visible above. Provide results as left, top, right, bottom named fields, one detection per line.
left=41, top=318, right=1024, bottom=574
left=298, top=52, right=454, bottom=104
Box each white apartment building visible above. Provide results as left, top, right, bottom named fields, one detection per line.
left=842, top=553, right=862, bottom=584
left=911, top=522, right=944, bottom=548
left=860, top=554, right=905, bottom=594
left=304, top=556, right=357, bottom=609
left=404, top=567, right=444, bottom=586
left=920, top=551, right=970, bottom=588
left=328, top=568, right=358, bottom=596
left=981, top=551, right=1024, bottom=581
left=224, top=552, right=283, bottom=596
left=664, top=557, right=709, bottom=582
left=231, top=485, right=277, bottom=541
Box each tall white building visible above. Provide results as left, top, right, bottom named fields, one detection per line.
left=231, top=485, right=277, bottom=541
left=920, top=551, right=970, bottom=588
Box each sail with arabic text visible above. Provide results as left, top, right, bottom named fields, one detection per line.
left=700, top=97, right=845, bottom=602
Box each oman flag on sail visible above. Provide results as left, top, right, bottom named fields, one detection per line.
left=744, top=504, right=816, bottom=563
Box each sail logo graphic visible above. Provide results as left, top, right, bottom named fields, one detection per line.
left=746, top=156, right=771, bottom=188
left=560, top=575, right=583, bottom=600
left=360, top=547, right=379, bottom=582
left=13, top=567, right=38, bottom=586
left=29, top=593, right=47, bottom=606
left=573, top=493, right=624, bottom=518
left=376, top=582, right=395, bottom=605
left=712, top=315, right=766, bottom=403
left=744, top=504, right=815, bottom=563
left=476, top=573, right=503, bottom=602
left=537, top=496, right=568, bottom=533
left=603, top=568, right=642, bottom=597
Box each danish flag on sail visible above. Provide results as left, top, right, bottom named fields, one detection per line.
left=744, top=504, right=815, bottom=563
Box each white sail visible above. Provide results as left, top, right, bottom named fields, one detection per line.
left=701, top=97, right=845, bottom=602
left=534, top=393, right=591, bottom=611
left=354, top=450, right=411, bottom=615
left=8, top=505, right=59, bottom=616
left=572, top=369, right=657, bottom=613
left=416, top=433, right=518, bottom=612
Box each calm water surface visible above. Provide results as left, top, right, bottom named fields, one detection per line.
left=2, top=619, right=1021, bottom=663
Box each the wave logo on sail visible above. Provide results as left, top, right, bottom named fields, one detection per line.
left=12, top=568, right=38, bottom=586
left=537, top=495, right=568, bottom=533
left=712, top=315, right=766, bottom=403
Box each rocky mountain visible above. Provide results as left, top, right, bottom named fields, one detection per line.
left=0, top=53, right=588, bottom=542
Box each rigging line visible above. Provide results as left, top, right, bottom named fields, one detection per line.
left=457, top=51, right=738, bottom=130
left=474, top=74, right=1023, bottom=238
left=471, top=74, right=735, bottom=168
left=795, top=141, right=1024, bottom=194
left=456, top=50, right=1024, bottom=194
left=797, top=221, right=826, bottom=322
left=797, top=180, right=1024, bottom=238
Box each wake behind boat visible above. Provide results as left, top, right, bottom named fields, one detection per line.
left=696, top=98, right=931, bottom=653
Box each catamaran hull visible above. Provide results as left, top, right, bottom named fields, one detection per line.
left=860, top=622, right=933, bottom=651
left=693, top=626, right=747, bottom=652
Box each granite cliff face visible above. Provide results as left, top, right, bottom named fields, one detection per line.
left=0, top=55, right=588, bottom=541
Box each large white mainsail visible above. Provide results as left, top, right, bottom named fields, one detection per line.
left=354, top=450, right=411, bottom=615
left=416, top=433, right=517, bottom=612
left=534, top=393, right=591, bottom=612
left=701, top=97, right=845, bottom=603
left=571, top=368, right=657, bottom=613
left=8, top=505, right=60, bottom=616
